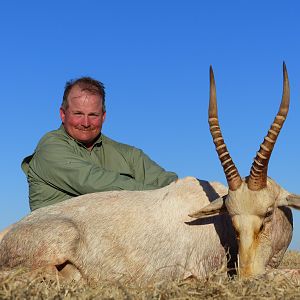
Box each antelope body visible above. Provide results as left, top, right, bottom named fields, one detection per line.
left=0, top=178, right=236, bottom=283
left=1, top=64, right=299, bottom=284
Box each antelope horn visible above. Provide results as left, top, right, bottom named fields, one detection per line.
left=209, top=66, right=242, bottom=191
left=248, top=62, right=290, bottom=191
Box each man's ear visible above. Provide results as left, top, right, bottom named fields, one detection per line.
left=60, top=107, right=66, bottom=123
left=279, top=194, right=300, bottom=210
left=188, top=196, right=228, bottom=219
left=102, top=111, right=106, bottom=123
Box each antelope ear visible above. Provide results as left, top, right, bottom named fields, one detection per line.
left=283, top=194, right=300, bottom=209
left=189, top=196, right=228, bottom=219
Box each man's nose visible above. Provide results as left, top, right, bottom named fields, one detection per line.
left=82, top=116, right=90, bottom=127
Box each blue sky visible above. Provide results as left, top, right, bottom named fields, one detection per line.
left=1, top=1, right=300, bottom=249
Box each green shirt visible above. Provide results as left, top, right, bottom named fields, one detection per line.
left=22, top=126, right=178, bottom=211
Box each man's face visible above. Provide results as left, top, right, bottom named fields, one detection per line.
left=60, top=85, right=106, bottom=149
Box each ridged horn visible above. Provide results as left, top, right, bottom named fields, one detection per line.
left=247, top=62, right=290, bottom=191
left=209, top=66, right=242, bottom=191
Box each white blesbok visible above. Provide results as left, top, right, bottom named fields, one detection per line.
left=0, top=63, right=300, bottom=285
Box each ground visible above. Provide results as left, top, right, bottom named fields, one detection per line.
left=1, top=251, right=300, bottom=299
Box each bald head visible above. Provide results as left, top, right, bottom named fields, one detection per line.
left=61, top=77, right=106, bottom=112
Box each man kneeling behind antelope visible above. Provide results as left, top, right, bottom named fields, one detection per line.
left=1, top=63, right=300, bottom=284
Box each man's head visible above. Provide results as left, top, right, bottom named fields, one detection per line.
left=60, top=77, right=106, bottom=150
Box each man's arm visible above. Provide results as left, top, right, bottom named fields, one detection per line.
left=28, top=142, right=158, bottom=198
left=130, top=147, right=178, bottom=188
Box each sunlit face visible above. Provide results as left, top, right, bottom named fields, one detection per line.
left=60, top=85, right=106, bottom=150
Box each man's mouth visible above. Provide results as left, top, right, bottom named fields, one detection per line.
left=76, top=127, right=94, bottom=132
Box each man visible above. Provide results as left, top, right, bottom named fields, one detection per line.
left=22, top=77, right=177, bottom=211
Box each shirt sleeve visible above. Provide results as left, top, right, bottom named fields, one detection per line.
left=29, top=142, right=158, bottom=197
left=130, top=147, right=178, bottom=188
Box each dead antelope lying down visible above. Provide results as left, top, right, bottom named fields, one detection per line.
left=1, top=64, right=300, bottom=285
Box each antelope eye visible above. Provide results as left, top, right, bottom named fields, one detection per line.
left=259, top=223, right=264, bottom=232
left=265, top=210, right=273, bottom=218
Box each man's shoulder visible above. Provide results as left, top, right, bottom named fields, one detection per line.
left=101, top=134, right=139, bottom=154
left=36, top=126, right=70, bottom=149
left=22, top=127, right=69, bottom=175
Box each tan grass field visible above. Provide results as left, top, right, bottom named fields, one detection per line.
left=1, top=251, right=300, bottom=299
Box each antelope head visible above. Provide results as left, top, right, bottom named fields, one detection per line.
left=190, top=63, right=300, bottom=277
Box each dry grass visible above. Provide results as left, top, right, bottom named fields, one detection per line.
left=1, top=251, right=300, bottom=299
